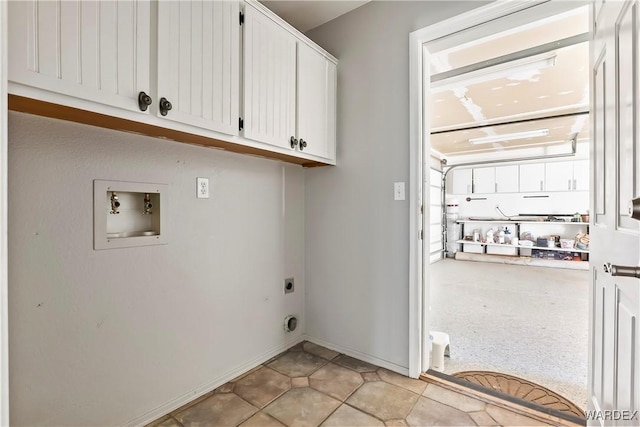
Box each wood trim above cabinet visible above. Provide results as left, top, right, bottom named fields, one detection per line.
left=8, top=95, right=328, bottom=168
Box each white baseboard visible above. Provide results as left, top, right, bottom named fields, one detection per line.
left=303, top=334, right=409, bottom=376
left=125, top=335, right=305, bottom=427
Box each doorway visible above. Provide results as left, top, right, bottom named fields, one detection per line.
left=408, top=0, right=591, bottom=415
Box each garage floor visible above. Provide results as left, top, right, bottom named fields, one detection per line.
left=429, top=258, right=589, bottom=410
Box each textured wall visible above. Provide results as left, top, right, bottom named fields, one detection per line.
left=8, top=112, right=305, bottom=426
left=303, top=1, right=488, bottom=370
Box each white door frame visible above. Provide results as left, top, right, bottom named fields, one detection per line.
left=1, top=0, right=9, bottom=423
left=408, top=0, right=589, bottom=377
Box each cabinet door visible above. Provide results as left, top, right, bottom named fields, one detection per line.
left=545, top=161, right=574, bottom=191
left=572, top=159, right=590, bottom=191
left=243, top=3, right=296, bottom=149
left=9, top=0, right=150, bottom=112
left=519, top=163, right=545, bottom=192
left=495, top=165, right=519, bottom=193
left=472, top=167, right=495, bottom=193
left=451, top=169, right=472, bottom=194
left=157, top=1, right=239, bottom=136
left=297, top=42, right=336, bottom=159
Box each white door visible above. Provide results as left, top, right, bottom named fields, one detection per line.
left=472, top=167, right=495, bottom=194
left=8, top=0, right=150, bottom=113
left=590, top=0, right=640, bottom=421
left=297, top=42, right=331, bottom=159
left=157, top=0, right=239, bottom=136
left=495, top=165, right=519, bottom=193
left=519, top=163, right=545, bottom=192
left=243, top=3, right=296, bottom=149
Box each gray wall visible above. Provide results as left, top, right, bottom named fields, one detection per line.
left=304, top=1, right=489, bottom=370
left=8, top=112, right=305, bottom=426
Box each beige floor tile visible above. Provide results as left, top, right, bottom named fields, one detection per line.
left=377, top=368, right=427, bottom=395
left=215, top=383, right=235, bottom=394
left=303, top=342, right=341, bottom=361
left=385, top=420, right=408, bottom=426
left=423, top=384, right=487, bottom=412
left=346, top=381, right=419, bottom=421
left=292, top=377, right=309, bottom=388
left=320, top=404, right=385, bottom=427
left=147, top=415, right=182, bottom=427
left=268, top=351, right=329, bottom=377
left=234, top=366, right=291, bottom=408
left=469, top=410, right=500, bottom=426
left=174, top=393, right=257, bottom=426
left=264, top=388, right=341, bottom=427
left=486, top=404, right=552, bottom=426
left=406, top=396, right=476, bottom=426
left=310, top=363, right=364, bottom=401
left=288, top=342, right=305, bottom=352
left=333, top=355, right=379, bottom=373
left=239, top=411, right=285, bottom=427
left=362, top=372, right=381, bottom=382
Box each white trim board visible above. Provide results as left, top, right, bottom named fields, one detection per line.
left=1, top=0, right=10, bottom=424
left=408, top=0, right=589, bottom=378
left=304, top=335, right=409, bottom=376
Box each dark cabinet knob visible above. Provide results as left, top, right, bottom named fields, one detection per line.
left=290, top=136, right=298, bottom=149
left=299, top=138, right=307, bottom=151
left=138, top=91, right=152, bottom=111
left=159, top=97, right=173, bottom=116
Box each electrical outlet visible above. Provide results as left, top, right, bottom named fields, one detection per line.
left=196, top=177, right=209, bottom=199
left=394, top=182, right=405, bottom=201
left=284, top=278, right=294, bottom=294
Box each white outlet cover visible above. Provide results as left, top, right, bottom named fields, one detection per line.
left=196, top=177, right=210, bottom=199
left=394, top=182, right=405, bottom=201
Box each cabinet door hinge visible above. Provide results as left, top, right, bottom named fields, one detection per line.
left=239, top=117, right=244, bottom=131
left=239, top=11, right=244, bottom=25
left=420, top=230, right=423, bottom=240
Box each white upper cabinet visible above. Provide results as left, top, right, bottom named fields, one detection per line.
left=157, top=1, right=240, bottom=136
left=451, top=169, right=472, bottom=195
left=519, top=163, right=545, bottom=192
left=296, top=42, right=336, bottom=159
left=544, top=161, right=574, bottom=192
left=495, top=165, right=519, bottom=193
left=572, top=159, right=590, bottom=191
left=242, top=2, right=296, bottom=149
left=9, top=0, right=150, bottom=112
left=472, top=167, right=495, bottom=194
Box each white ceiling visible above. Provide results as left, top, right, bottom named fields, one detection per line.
left=259, top=0, right=369, bottom=33
left=430, top=6, right=590, bottom=158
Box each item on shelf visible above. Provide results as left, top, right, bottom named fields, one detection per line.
left=547, top=239, right=555, bottom=248
left=504, top=227, right=512, bottom=244
left=520, top=240, right=534, bottom=256
left=521, top=231, right=533, bottom=241
left=497, top=227, right=505, bottom=244
left=511, top=237, right=519, bottom=246
left=473, top=229, right=480, bottom=242
left=560, top=239, right=575, bottom=249
left=536, top=237, right=548, bottom=247
left=576, top=233, right=590, bottom=250
left=571, top=212, right=582, bottom=222
left=486, top=229, right=494, bottom=243
left=581, top=213, right=590, bottom=222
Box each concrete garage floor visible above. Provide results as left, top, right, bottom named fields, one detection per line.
left=429, top=259, right=589, bottom=410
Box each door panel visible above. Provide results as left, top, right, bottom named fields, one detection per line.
left=9, top=0, right=150, bottom=112
left=157, top=0, right=239, bottom=136
left=590, top=0, right=640, bottom=419
left=243, top=3, right=296, bottom=148
left=495, top=165, right=519, bottom=193
left=519, top=163, right=545, bottom=192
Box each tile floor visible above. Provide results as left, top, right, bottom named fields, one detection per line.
left=429, top=259, right=588, bottom=409
left=148, top=341, right=566, bottom=427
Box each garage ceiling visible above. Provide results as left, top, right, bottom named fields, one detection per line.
left=259, top=0, right=369, bottom=33
left=429, top=6, right=589, bottom=157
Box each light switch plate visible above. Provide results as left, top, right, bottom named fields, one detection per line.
left=197, top=177, right=210, bottom=199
